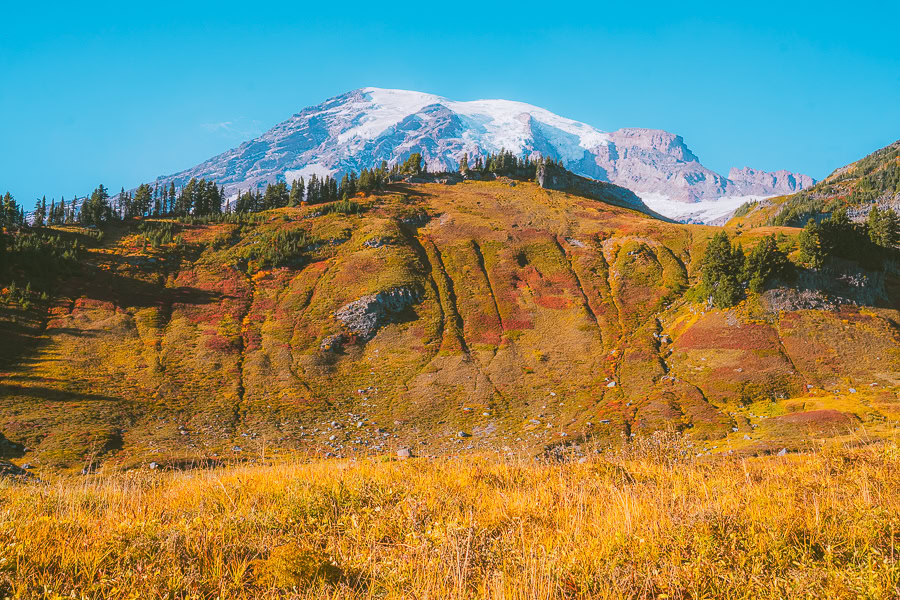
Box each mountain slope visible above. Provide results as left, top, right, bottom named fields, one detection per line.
left=1, top=180, right=897, bottom=471
left=730, top=139, right=900, bottom=227
left=149, top=88, right=813, bottom=222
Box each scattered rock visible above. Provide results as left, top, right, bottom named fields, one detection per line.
left=0, top=461, right=32, bottom=480
left=606, top=381, right=617, bottom=388
left=777, top=448, right=787, bottom=457
left=148, top=462, right=159, bottom=470
left=363, top=236, right=391, bottom=249
left=456, top=431, right=470, bottom=438
left=396, top=448, right=412, bottom=459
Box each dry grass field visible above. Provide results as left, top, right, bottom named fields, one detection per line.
left=2, top=434, right=899, bottom=599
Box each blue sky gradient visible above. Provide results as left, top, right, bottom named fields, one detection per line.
left=2, top=0, right=898, bottom=203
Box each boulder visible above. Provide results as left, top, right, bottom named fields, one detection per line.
left=334, top=286, right=423, bottom=340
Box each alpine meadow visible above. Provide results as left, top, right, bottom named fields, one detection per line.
left=2, top=4, right=900, bottom=597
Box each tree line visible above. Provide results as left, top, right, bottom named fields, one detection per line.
left=16, top=149, right=561, bottom=228
left=701, top=205, right=899, bottom=308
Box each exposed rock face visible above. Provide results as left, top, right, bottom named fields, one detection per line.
left=136, top=88, right=813, bottom=222
left=728, top=167, right=816, bottom=196
left=587, top=128, right=734, bottom=203
left=334, top=286, right=423, bottom=340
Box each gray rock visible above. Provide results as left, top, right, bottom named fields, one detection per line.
left=363, top=236, right=391, bottom=249
left=396, top=448, right=412, bottom=459
left=777, top=448, right=787, bottom=456
left=728, top=166, right=814, bottom=196
left=320, top=333, right=346, bottom=352
left=456, top=431, right=470, bottom=438
left=0, top=460, right=32, bottom=480
left=334, top=286, right=423, bottom=340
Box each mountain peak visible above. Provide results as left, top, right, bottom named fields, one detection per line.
left=147, top=88, right=813, bottom=222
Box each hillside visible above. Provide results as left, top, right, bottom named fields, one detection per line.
left=1, top=178, right=899, bottom=473
left=730, top=139, right=900, bottom=227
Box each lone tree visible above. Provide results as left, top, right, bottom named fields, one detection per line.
left=700, top=231, right=745, bottom=308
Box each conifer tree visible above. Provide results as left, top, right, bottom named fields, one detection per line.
left=459, top=152, right=469, bottom=174
left=797, top=218, right=825, bottom=269
left=289, top=179, right=305, bottom=206
left=167, top=182, right=176, bottom=215
left=743, top=234, right=790, bottom=293
left=867, top=206, right=899, bottom=248
left=700, top=231, right=745, bottom=308
left=80, top=184, right=112, bottom=226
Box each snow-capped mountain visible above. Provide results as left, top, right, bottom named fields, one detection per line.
left=150, top=87, right=814, bottom=222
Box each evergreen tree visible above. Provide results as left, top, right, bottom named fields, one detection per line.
left=459, top=152, right=469, bottom=174
left=867, top=206, right=899, bottom=248
left=289, top=179, right=305, bottom=206
left=167, top=182, right=176, bottom=215
left=176, top=179, right=197, bottom=216
left=262, top=181, right=289, bottom=210
left=80, top=184, right=112, bottom=227
left=133, top=184, right=153, bottom=217
left=700, top=231, right=745, bottom=308
left=743, top=234, right=790, bottom=294
left=33, top=197, right=47, bottom=227
left=210, top=181, right=223, bottom=214
left=797, top=218, right=825, bottom=269
left=400, top=153, right=424, bottom=175
left=118, top=186, right=128, bottom=218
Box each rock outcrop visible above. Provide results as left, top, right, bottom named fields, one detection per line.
left=334, top=286, right=423, bottom=340
left=728, top=167, right=816, bottom=196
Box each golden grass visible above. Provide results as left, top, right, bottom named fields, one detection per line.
left=2, top=434, right=899, bottom=599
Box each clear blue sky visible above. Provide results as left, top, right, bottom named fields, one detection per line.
left=2, top=0, right=898, bottom=204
